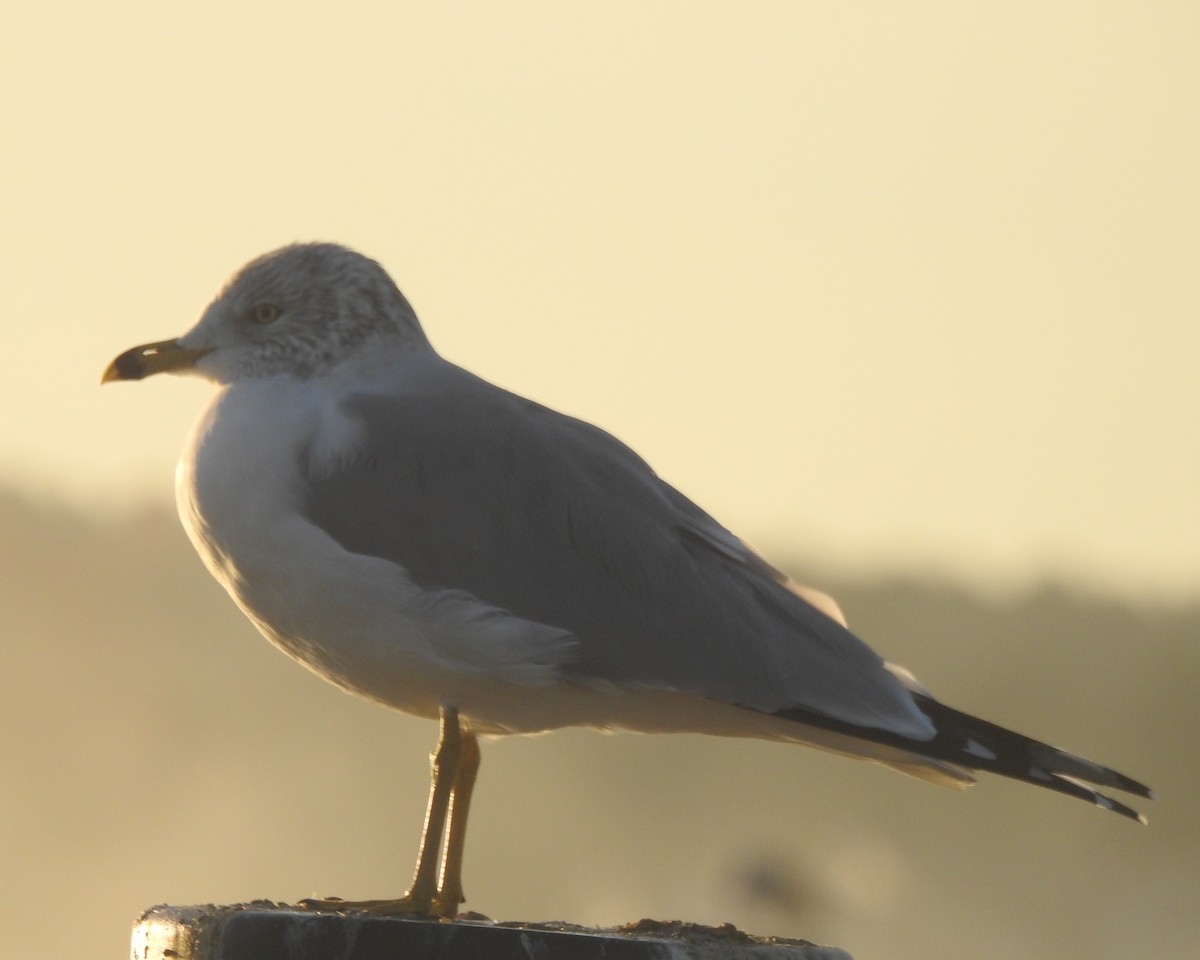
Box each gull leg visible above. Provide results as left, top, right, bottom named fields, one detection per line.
left=430, top=729, right=480, bottom=915
left=301, top=705, right=464, bottom=917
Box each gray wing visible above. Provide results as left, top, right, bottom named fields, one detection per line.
left=302, top=364, right=934, bottom=739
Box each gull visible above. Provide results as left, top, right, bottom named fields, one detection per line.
left=103, top=243, right=1151, bottom=917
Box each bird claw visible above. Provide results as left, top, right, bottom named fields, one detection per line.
left=297, top=890, right=459, bottom=919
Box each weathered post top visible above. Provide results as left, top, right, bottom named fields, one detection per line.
left=131, top=904, right=853, bottom=960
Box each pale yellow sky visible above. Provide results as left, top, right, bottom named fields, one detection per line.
left=3, top=2, right=1197, bottom=599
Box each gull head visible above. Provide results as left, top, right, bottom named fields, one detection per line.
left=103, top=243, right=429, bottom=385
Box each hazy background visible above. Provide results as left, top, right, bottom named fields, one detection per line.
left=2, top=3, right=1197, bottom=959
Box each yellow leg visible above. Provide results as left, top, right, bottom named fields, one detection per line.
left=301, top=705, right=476, bottom=917
left=430, top=729, right=480, bottom=915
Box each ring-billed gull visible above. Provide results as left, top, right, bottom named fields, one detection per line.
left=103, top=243, right=1151, bottom=917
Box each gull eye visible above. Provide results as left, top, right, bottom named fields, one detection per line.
left=251, top=303, right=280, bottom=325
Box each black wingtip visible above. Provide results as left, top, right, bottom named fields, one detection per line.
left=1084, top=785, right=1148, bottom=824
left=770, top=696, right=1154, bottom=821
left=1094, top=766, right=1154, bottom=800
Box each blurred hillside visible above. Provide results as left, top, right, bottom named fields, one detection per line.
left=1, top=489, right=1195, bottom=960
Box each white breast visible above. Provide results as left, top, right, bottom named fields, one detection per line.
left=176, top=380, right=407, bottom=682
left=177, top=379, right=334, bottom=586
left=172, top=377, right=576, bottom=725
